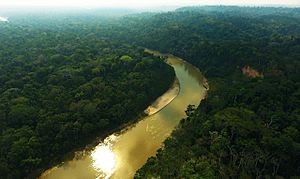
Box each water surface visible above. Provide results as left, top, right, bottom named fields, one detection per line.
left=0, top=16, right=8, bottom=22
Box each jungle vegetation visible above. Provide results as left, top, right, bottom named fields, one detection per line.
left=122, top=6, right=300, bottom=178
left=0, top=15, right=174, bottom=178
left=1, top=5, right=300, bottom=179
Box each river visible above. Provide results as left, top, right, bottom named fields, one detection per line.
left=40, top=49, right=207, bottom=179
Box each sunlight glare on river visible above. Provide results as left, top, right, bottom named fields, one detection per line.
left=0, top=16, right=8, bottom=22
left=91, top=135, right=118, bottom=179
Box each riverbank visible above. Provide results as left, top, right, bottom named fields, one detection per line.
left=144, top=78, right=180, bottom=116
left=39, top=49, right=207, bottom=179
left=144, top=48, right=181, bottom=116
left=38, top=50, right=177, bottom=179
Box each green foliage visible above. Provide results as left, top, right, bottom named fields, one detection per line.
left=2, top=5, right=300, bottom=178
left=0, top=16, right=175, bottom=178
left=132, top=6, right=300, bottom=179
left=120, top=55, right=133, bottom=61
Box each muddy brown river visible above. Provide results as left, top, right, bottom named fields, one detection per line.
left=40, top=49, right=207, bottom=179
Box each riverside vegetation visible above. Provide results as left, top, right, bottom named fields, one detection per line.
left=0, top=15, right=174, bottom=178
left=112, top=6, right=300, bottom=178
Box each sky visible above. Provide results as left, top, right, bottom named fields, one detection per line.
left=0, top=0, right=299, bottom=8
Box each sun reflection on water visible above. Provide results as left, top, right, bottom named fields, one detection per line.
left=0, top=16, right=8, bottom=22
left=91, top=135, right=118, bottom=179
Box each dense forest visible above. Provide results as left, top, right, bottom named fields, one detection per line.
left=123, top=6, right=300, bottom=178
left=1, top=6, right=300, bottom=179
left=0, top=17, right=175, bottom=178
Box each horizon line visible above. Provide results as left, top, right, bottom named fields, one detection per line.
left=1, top=4, right=300, bottom=9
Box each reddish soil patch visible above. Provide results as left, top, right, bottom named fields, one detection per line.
left=242, top=65, right=263, bottom=78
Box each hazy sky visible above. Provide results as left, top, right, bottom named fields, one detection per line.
left=0, top=0, right=299, bottom=8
